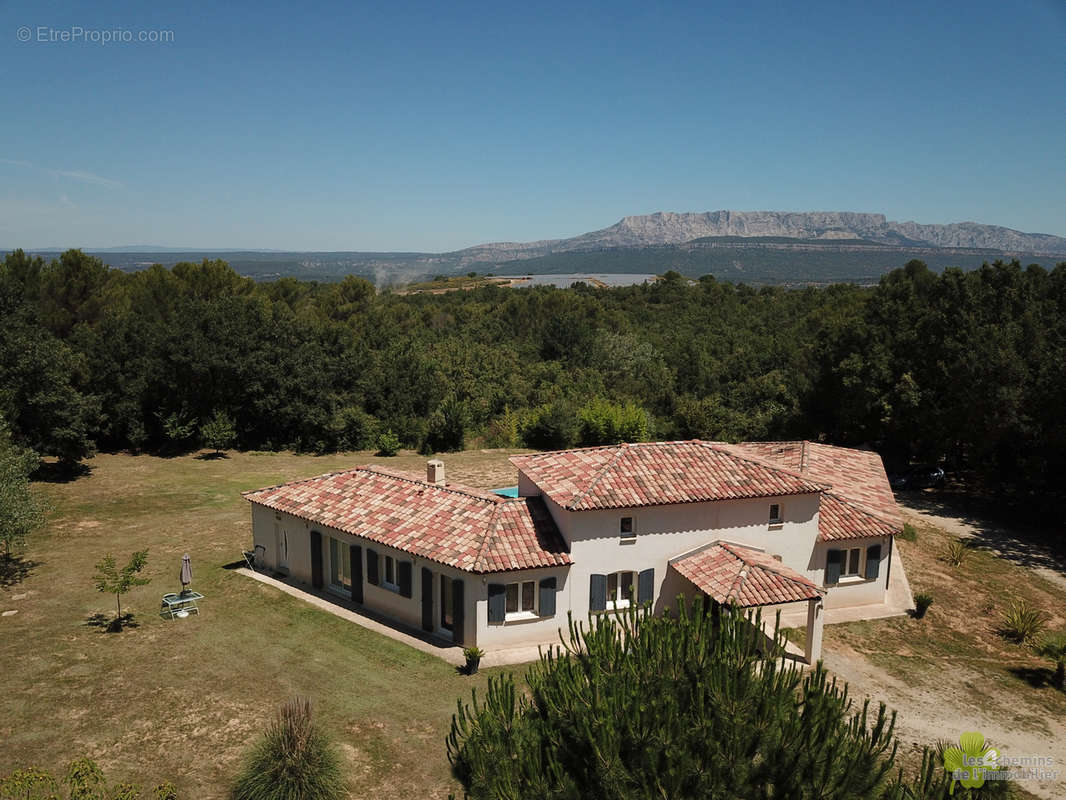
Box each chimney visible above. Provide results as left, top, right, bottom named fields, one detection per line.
left=427, top=459, right=445, bottom=486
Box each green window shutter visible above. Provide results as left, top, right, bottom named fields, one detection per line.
left=452, top=579, right=465, bottom=645
left=488, top=583, right=506, bottom=624
left=398, top=560, right=413, bottom=598
left=825, top=549, right=842, bottom=584
left=366, top=548, right=379, bottom=585
left=310, top=530, right=323, bottom=589
left=538, top=577, right=557, bottom=617
left=865, top=544, right=882, bottom=580
left=637, top=568, right=655, bottom=605
left=350, top=544, right=363, bottom=604
left=420, top=568, right=434, bottom=631
left=589, top=574, right=607, bottom=611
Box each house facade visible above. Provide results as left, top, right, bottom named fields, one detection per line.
left=243, top=440, right=903, bottom=662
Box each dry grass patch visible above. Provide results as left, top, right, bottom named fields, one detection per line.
left=0, top=449, right=530, bottom=799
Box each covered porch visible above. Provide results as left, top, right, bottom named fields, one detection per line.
left=669, top=541, right=825, bottom=664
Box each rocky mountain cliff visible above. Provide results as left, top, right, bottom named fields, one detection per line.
left=458, top=211, right=1066, bottom=261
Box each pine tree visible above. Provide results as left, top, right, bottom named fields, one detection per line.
left=448, top=600, right=960, bottom=799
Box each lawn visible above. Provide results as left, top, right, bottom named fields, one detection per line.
left=0, top=449, right=531, bottom=799
left=4, top=450, right=1064, bottom=799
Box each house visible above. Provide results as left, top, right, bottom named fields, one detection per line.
left=243, top=440, right=903, bottom=663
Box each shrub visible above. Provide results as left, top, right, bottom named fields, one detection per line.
left=999, top=599, right=1049, bottom=644
left=577, top=398, right=651, bottom=446
left=1038, top=634, right=1066, bottom=690
left=0, top=759, right=176, bottom=799
left=945, top=539, right=971, bottom=567
left=899, top=523, right=917, bottom=542
left=374, top=430, right=401, bottom=457
left=231, top=698, right=345, bottom=800
left=521, top=401, right=580, bottom=450
left=912, top=593, right=934, bottom=619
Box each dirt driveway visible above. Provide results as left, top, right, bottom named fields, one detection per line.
left=818, top=497, right=1066, bottom=800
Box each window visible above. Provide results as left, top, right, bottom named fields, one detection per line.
left=328, top=537, right=350, bottom=591
left=619, top=516, right=635, bottom=541
left=383, top=555, right=397, bottom=589
left=505, top=580, right=537, bottom=618
left=843, top=547, right=864, bottom=577
left=769, top=503, right=782, bottom=525
left=607, top=571, right=635, bottom=609
left=441, top=575, right=454, bottom=630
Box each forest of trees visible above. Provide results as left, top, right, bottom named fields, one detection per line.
left=2, top=249, right=1064, bottom=514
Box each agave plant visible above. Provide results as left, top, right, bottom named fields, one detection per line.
left=999, top=599, right=1049, bottom=645
left=946, top=538, right=971, bottom=567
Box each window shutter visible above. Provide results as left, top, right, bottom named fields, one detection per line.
left=310, top=530, right=323, bottom=589
left=865, top=544, right=882, bottom=580
left=350, top=544, right=363, bottom=604
left=366, top=548, right=379, bottom=585
left=825, top=549, right=842, bottom=584
left=399, top=560, right=413, bottom=598
left=420, top=568, right=433, bottom=631
left=538, top=577, right=557, bottom=617
left=488, top=583, right=506, bottom=624
left=452, top=579, right=465, bottom=645
left=637, top=568, right=655, bottom=606
left=589, top=574, right=607, bottom=611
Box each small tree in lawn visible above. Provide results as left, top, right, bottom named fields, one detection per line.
left=200, top=410, right=237, bottom=456
left=93, top=549, right=150, bottom=631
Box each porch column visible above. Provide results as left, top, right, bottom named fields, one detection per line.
left=804, top=597, right=824, bottom=665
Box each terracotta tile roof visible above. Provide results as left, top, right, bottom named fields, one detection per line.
left=726, top=441, right=903, bottom=540
left=670, top=542, right=823, bottom=607
left=510, top=441, right=826, bottom=511
left=242, top=466, right=571, bottom=574
left=817, top=493, right=900, bottom=542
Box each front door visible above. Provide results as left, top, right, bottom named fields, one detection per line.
left=274, top=523, right=288, bottom=571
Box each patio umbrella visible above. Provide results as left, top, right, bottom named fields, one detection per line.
left=180, top=553, right=192, bottom=594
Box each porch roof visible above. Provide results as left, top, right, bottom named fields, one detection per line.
left=671, top=541, right=823, bottom=607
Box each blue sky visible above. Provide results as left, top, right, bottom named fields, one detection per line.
left=1, top=0, right=1064, bottom=251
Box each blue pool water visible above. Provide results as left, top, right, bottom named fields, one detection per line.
left=492, top=486, right=519, bottom=497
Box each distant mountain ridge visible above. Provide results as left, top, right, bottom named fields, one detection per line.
left=459, top=211, right=1066, bottom=261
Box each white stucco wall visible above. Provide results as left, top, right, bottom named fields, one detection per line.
left=250, top=504, right=478, bottom=646
left=473, top=565, right=573, bottom=649
left=531, top=484, right=824, bottom=618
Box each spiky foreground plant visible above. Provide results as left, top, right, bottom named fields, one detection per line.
left=448, top=600, right=971, bottom=800
left=230, top=698, right=345, bottom=800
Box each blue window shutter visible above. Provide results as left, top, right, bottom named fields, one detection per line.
left=398, top=560, right=413, bottom=598
left=637, top=568, right=655, bottom=605
left=538, top=577, right=557, bottom=617
left=350, top=544, right=363, bottom=604
left=420, top=568, right=433, bottom=631
left=366, top=548, right=379, bottom=585
left=488, top=583, right=506, bottom=624
left=589, top=574, right=607, bottom=611
left=825, top=549, right=842, bottom=584
left=310, top=530, right=323, bottom=589
left=865, top=544, right=882, bottom=579
left=452, top=579, right=465, bottom=645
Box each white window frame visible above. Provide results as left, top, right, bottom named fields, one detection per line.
left=328, top=537, right=351, bottom=594
left=504, top=579, right=538, bottom=621
left=382, top=554, right=399, bottom=592
left=606, top=570, right=635, bottom=610
left=619, top=516, right=636, bottom=543
left=769, top=503, right=783, bottom=526
left=841, top=546, right=866, bottom=579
